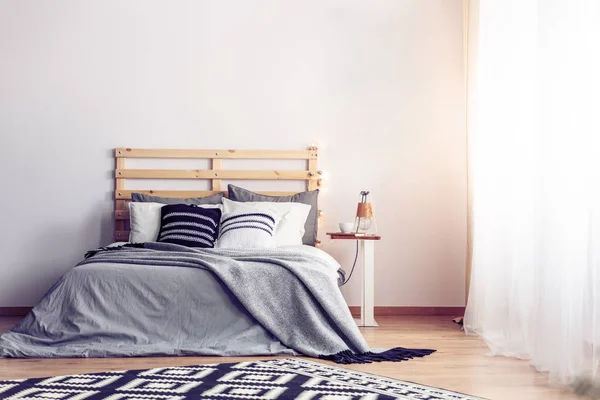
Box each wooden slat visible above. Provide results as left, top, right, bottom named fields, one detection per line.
left=211, top=159, right=222, bottom=191
left=115, top=210, right=129, bottom=220
left=308, top=146, right=319, bottom=191
left=115, top=155, right=126, bottom=232
left=115, top=148, right=312, bottom=160
left=116, top=169, right=313, bottom=180
left=116, top=190, right=221, bottom=200
left=115, top=231, right=130, bottom=241
left=116, top=190, right=301, bottom=200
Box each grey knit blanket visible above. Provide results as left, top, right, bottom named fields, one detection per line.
left=79, top=243, right=435, bottom=364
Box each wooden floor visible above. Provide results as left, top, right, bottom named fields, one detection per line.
left=0, top=316, right=577, bottom=400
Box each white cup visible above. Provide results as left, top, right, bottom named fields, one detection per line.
left=339, top=222, right=355, bottom=233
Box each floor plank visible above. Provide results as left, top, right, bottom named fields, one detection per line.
left=0, top=316, right=577, bottom=399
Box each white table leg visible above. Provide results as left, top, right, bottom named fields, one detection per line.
left=359, top=240, right=378, bottom=327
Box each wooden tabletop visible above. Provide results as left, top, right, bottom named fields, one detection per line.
left=326, top=232, right=381, bottom=240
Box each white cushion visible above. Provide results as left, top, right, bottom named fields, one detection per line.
left=221, top=198, right=310, bottom=247
left=129, top=202, right=222, bottom=243
left=216, top=212, right=279, bottom=249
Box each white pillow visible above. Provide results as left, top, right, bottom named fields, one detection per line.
left=216, top=211, right=279, bottom=249
left=129, top=202, right=222, bottom=243
left=221, top=198, right=310, bottom=247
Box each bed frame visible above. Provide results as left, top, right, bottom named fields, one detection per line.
left=114, top=147, right=321, bottom=243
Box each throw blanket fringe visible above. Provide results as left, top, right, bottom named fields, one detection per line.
left=320, top=347, right=436, bottom=364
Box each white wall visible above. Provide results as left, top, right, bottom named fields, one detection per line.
left=0, top=0, right=466, bottom=307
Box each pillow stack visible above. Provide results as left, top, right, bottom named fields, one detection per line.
left=127, top=186, right=318, bottom=249
left=228, top=184, right=319, bottom=246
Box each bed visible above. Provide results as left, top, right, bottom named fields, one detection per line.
left=0, top=147, right=434, bottom=364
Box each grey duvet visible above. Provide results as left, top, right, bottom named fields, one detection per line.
left=0, top=243, right=434, bottom=363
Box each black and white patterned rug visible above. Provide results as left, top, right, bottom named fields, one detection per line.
left=0, top=358, right=486, bottom=399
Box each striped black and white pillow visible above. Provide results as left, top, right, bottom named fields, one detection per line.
left=157, top=204, right=222, bottom=248
left=216, top=212, right=278, bottom=249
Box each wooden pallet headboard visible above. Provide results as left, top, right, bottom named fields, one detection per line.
left=114, top=147, right=321, bottom=242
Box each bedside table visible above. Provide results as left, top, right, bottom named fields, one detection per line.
left=327, top=233, right=382, bottom=327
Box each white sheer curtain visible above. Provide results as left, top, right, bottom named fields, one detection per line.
left=464, top=0, right=600, bottom=384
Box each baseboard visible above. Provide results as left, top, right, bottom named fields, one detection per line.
left=1, top=306, right=466, bottom=318
left=0, top=307, right=32, bottom=316
left=348, top=306, right=465, bottom=318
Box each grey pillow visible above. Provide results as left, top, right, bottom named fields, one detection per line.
left=227, top=184, right=319, bottom=246
left=131, top=192, right=224, bottom=205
